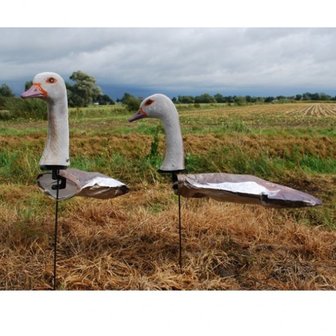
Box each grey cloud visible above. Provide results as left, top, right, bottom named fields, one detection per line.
left=1, top=28, right=336, bottom=95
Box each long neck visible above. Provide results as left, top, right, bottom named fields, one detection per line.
left=159, top=105, right=185, bottom=172
left=40, top=96, right=70, bottom=168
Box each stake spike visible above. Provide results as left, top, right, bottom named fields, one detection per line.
left=51, top=168, right=67, bottom=290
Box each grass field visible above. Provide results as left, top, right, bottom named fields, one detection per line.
left=0, top=102, right=335, bottom=289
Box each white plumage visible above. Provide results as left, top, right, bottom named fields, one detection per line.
left=129, top=93, right=321, bottom=208
left=21, top=72, right=129, bottom=200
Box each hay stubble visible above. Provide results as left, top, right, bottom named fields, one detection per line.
left=0, top=102, right=335, bottom=290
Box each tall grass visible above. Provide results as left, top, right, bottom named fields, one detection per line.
left=0, top=102, right=335, bottom=289
left=0, top=97, right=47, bottom=120
left=184, top=143, right=336, bottom=179
left=0, top=148, right=40, bottom=184
left=69, top=104, right=128, bottom=120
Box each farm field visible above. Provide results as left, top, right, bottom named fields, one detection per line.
left=0, top=101, right=335, bottom=290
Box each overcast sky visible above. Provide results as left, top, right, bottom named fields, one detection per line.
left=1, top=27, right=336, bottom=98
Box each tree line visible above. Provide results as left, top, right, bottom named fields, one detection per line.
left=172, top=92, right=336, bottom=104
left=1, top=70, right=336, bottom=110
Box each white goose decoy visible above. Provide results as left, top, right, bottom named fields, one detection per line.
left=21, top=72, right=129, bottom=200
left=129, top=93, right=321, bottom=208
left=21, top=72, right=129, bottom=289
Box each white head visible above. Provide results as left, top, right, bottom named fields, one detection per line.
left=21, top=72, right=69, bottom=169
left=21, top=72, right=67, bottom=102
left=128, top=93, right=176, bottom=122
left=129, top=93, right=185, bottom=172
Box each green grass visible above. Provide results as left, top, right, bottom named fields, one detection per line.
left=0, top=102, right=335, bottom=228
left=1, top=101, right=336, bottom=290
left=0, top=149, right=40, bottom=184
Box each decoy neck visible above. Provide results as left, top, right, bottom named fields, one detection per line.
left=129, top=93, right=185, bottom=172
left=21, top=72, right=70, bottom=170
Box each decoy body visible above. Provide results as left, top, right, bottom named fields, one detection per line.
left=21, top=72, right=129, bottom=200
left=36, top=168, right=128, bottom=200
left=129, top=93, right=321, bottom=208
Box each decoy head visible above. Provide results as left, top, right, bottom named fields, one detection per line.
left=128, top=93, right=176, bottom=122
left=128, top=93, right=185, bottom=172
left=21, top=72, right=66, bottom=102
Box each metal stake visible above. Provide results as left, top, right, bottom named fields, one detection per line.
left=50, top=169, right=66, bottom=290
left=53, top=172, right=60, bottom=290
left=172, top=172, right=182, bottom=272
left=178, top=192, right=182, bottom=272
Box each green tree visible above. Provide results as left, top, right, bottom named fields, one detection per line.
left=67, top=71, right=102, bottom=107
left=224, top=96, right=234, bottom=103
left=214, top=93, right=225, bottom=103
left=264, top=96, right=275, bottom=103
left=319, top=93, right=331, bottom=101
left=0, top=83, right=14, bottom=97
left=120, top=92, right=141, bottom=111
left=96, top=94, right=115, bottom=105
left=234, top=96, right=247, bottom=106
left=194, top=93, right=216, bottom=104
left=178, top=95, right=194, bottom=104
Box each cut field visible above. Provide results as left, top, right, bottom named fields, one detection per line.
left=0, top=102, right=335, bottom=289
left=286, top=103, right=336, bottom=117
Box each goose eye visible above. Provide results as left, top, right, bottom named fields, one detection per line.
left=144, top=99, right=154, bottom=106
left=46, top=77, right=56, bottom=84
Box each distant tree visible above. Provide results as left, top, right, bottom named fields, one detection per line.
left=172, top=97, right=178, bottom=103
left=295, top=94, right=302, bottom=101
left=194, top=93, right=216, bottom=104
left=120, top=92, right=141, bottom=111
left=120, top=93, right=132, bottom=103
left=0, top=83, right=14, bottom=97
left=255, top=97, right=264, bottom=103
left=301, top=92, right=326, bottom=101
left=319, top=93, right=331, bottom=101
left=178, top=95, right=194, bottom=104
left=264, top=96, right=275, bottom=103
left=302, top=92, right=311, bottom=100
left=234, top=96, right=247, bottom=106
left=214, top=93, right=225, bottom=103
left=96, top=94, right=115, bottom=105
left=310, top=93, right=320, bottom=100
left=67, top=71, right=102, bottom=107
left=224, top=96, right=235, bottom=103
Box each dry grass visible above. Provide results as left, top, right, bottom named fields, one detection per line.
left=0, top=184, right=335, bottom=290
left=0, top=102, right=335, bottom=290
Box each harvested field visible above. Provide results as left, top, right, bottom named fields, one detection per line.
left=0, top=102, right=335, bottom=290
left=286, top=103, right=336, bottom=117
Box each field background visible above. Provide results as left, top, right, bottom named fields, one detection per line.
left=0, top=102, right=335, bottom=290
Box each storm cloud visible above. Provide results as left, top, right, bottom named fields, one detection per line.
left=1, top=27, right=336, bottom=97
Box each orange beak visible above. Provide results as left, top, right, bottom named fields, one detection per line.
left=128, top=107, right=147, bottom=122
left=21, top=83, right=48, bottom=99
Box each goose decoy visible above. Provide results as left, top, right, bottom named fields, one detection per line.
left=129, top=94, right=322, bottom=267
left=129, top=93, right=321, bottom=207
left=21, top=72, right=129, bottom=289
left=21, top=72, right=129, bottom=200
